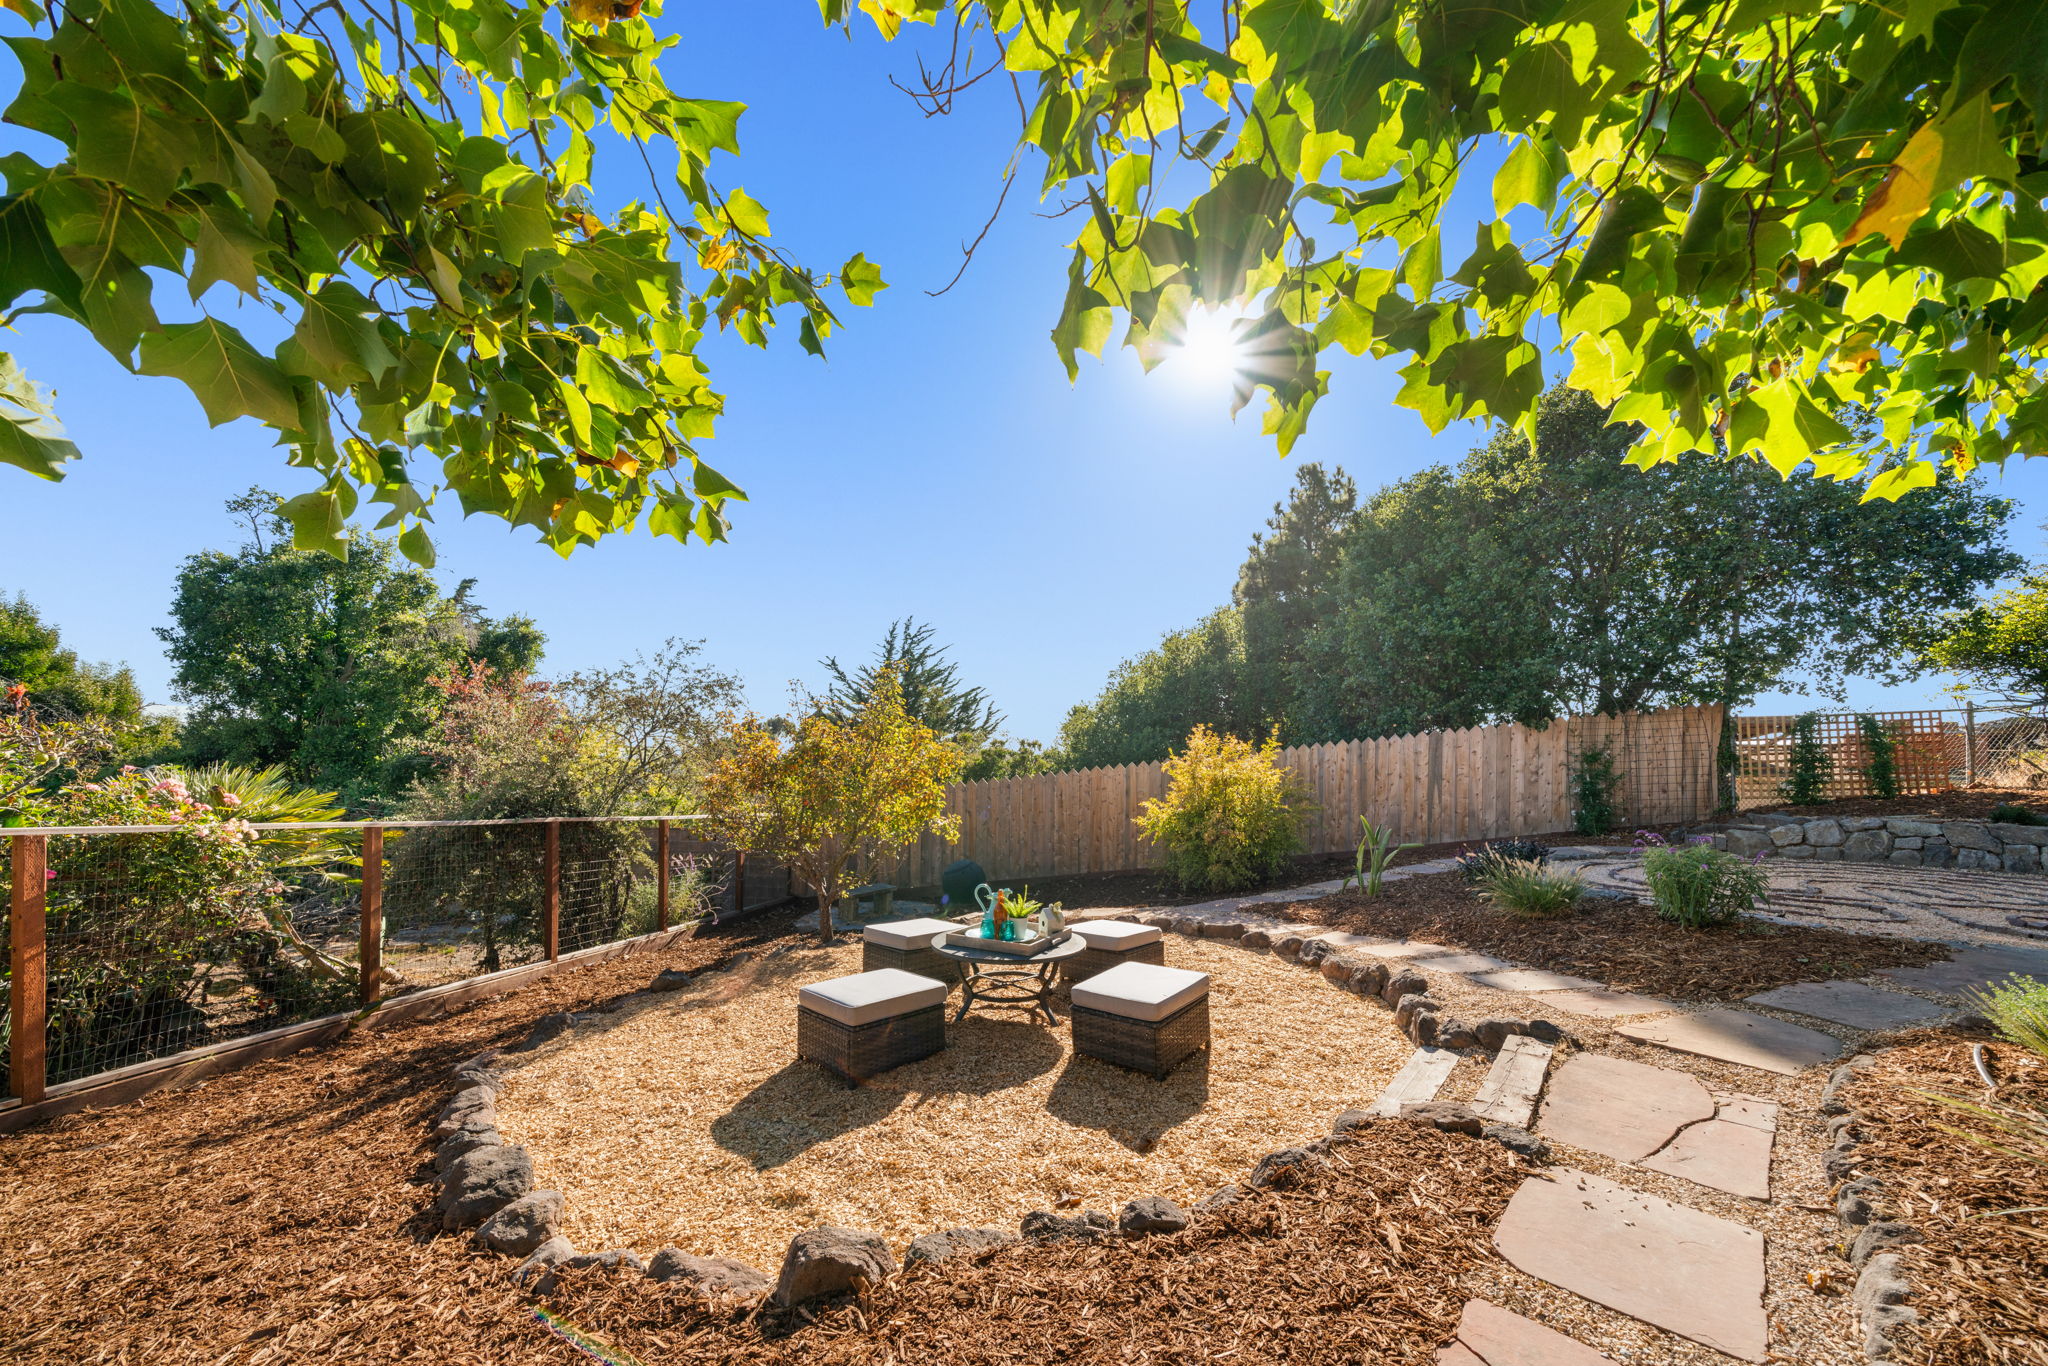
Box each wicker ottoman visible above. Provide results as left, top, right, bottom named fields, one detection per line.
left=1062, top=919, right=1166, bottom=984
left=861, top=918, right=964, bottom=985
left=1070, top=962, right=1210, bottom=1079
left=798, top=969, right=949, bottom=1082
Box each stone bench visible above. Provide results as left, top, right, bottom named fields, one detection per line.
left=1062, top=919, right=1166, bottom=984
left=797, top=969, right=948, bottom=1083
left=1070, top=962, right=1210, bottom=1079
left=842, top=883, right=897, bottom=918
left=861, top=917, right=963, bottom=985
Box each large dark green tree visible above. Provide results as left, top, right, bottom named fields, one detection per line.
left=1233, top=462, right=1356, bottom=737
left=1057, top=607, right=1262, bottom=768
left=1296, top=388, right=2020, bottom=738
left=0, top=591, right=148, bottom=722
left=159, top=490, right=542, bottom=804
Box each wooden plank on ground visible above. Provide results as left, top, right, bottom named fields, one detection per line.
left=1469, top=1034, right=1555, bottom=1128
left=1365, top=1046, right=1460, bottom=1117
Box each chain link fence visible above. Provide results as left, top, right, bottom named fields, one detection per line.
left=3, top=816, right=789, bottom=1101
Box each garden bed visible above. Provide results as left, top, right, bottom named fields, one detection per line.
left=1281, top=871, right=1945, bottom=1002
left=905, top=827, right=1638, bottom=911
left=1831, top=1032, right=2048, bottom=1366
left=491, top=937, right=1411, bottom=1270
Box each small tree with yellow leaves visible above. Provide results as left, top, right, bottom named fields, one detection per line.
left=703, top=675, right=962, bottom=944
left=1135, top=725, right=1313, bottom=894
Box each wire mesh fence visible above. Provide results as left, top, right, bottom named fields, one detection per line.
left=1731, top=705, right=2048, bottom=808
left=2, top=816, right=787, bottom=1103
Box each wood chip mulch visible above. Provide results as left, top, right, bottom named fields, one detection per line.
left=531, top=1121, right=1526, bottom=1365
left=1281, top=871, right=1945, bottom=1002
left=0, top=902, right=1528, bottom=1365
left=1836, top=1034, right=2048, bottom=1366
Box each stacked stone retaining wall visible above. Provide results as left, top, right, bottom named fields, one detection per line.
left=1705, top=814, right=2048, bottom=873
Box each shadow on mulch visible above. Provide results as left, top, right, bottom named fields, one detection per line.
left=1044, top=1049, right=1211, bottom=1151
left=1283, top=871, right=1947, bottom=1001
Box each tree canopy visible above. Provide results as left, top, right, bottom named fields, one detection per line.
left=822, top=617, right=1001, bottom=749
left=0, top=0, right=880, bottom=559
left=6, top=1, right=2044, bottom=546
left=159, top=489, right=542, bottom=804
left=1920, top=564, right=2048, bottom=710
left=1061, top=386, right=2019, bottom=763
left=0, top=590, right=149, bottom=722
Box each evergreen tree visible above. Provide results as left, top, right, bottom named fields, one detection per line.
left=821, top=619, right=1000, bottom=749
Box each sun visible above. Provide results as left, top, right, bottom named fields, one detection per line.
left=1163, top=307, right=1247, bottom=389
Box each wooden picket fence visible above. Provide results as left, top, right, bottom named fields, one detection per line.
left=895, top=705, right=1726, bottom=886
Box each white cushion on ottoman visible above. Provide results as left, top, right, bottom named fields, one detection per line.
left=1073, top=919, right=1162, bottom=950
left=862, top=917, right=958, bottom=950
left=799, top=969, right=948, bottom=1027
left=1071, top=962, right=1208, bottom=1023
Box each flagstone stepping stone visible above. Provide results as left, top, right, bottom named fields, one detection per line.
left=1538, top=1054, right=1716, bottom=1162
left=1469, top=968, right=1605, bottom=993
left=1470, top=1035, right=1554, bottom=1128
left=1616, top=1008, right=1843, bottom=1076
left=1641, top=1103, right=1776, bottom=1200
left=1413, top=952, right=1512, bottom=974
left=1493, top=1169, right=1767, bottom=1362
left=1534, top=988, right=1675, bottom=1019
left=1368, top=941, right=1454, bottom=960
left=1876, top=944, right=2048, bottom=997
left=1434, top=1299, right=1617, bottom=1366
left=1745, top=980, right=1951, bottom=1030
left=1310, top=930, right=1403, bottom=950
left=1366, top=1046, right=1460, bottom=1116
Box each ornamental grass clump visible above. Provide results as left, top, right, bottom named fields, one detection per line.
left=1641, top=835, right=1771, bottom=928
left=1969, top=974, right=2048, bottom=1060
left=1135, top=725, right=1311, bottom=893
left=1475, top=858, right=1584, bottom=918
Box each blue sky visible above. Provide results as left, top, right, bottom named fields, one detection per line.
left=4, top=3, right=2047, bottom=742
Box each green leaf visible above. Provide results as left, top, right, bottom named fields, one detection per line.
left=722, top=188, right=770, bottom=239
left=691, top=461, right=747, bottom=501
left=279, top=484, right=355, bottom=557
left=1741, top=379, right=1854, bottom=477
left=840, top=252, right=886, bottom=306
left=671, top=98, right=745, bottom=160
left=0, top=350, right=79, bottom=479
left=492, top=172, right=556, bottom=262
left=287, top=282, right=396, bottom=387
left=575, top=348, right=651, bottom=414
left=48, top=85, right=197, bottom=205
left=0, top=192, right=84, bottom=313
left=338, top=110, right=440, bottom=215
left=189, top=207, right=272, bottom=301
left=1493, top=137, right=1563, bottom=216
left=398, top=522, right=436, bottom=567
left=138, top=319, right=299, bottom=428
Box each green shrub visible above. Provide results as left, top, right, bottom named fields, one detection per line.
left=1779, top=712, right=1833, bottom=805
left=1856, top=714, right=1901, bottom=800
left=1989, top=803, right=2048, bottom=827
left=1572, top=746, right=1621, bottom=835
left=1135, top=726, right=1312, bottom=893
left=1642, top=840, right=1771, bottom=928
left=1475, top=858, right=1584, bottom=917
left=1969, top=974, right=2048, bottom=1059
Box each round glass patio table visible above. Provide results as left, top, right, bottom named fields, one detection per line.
left=931, top=935, right=1087, bottom=1027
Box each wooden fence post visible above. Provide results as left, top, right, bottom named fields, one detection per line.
left=8, top=833, right=48, bottom=1103
left=359, top=826, right=383, bottom=1009
left=656, top=819, right=670, bottom=932
left=543, top=820, right=560, bottom=962
left=1964, top=701, right=1979, bottom=787
left=733, top=849, right=748, bottom=919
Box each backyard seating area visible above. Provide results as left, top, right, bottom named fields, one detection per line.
left=487, top=927, right=1411, bottom=1271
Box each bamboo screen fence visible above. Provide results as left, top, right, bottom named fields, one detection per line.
left=895, top=705, right=1726, bottom=886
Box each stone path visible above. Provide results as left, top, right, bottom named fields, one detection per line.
left=1078, top=857, right=2048, bottom=1364
left=1493, top=1170, right=1768, bottom=1362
